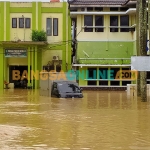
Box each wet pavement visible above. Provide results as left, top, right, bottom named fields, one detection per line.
left=0, top=89, right=150, bottom=150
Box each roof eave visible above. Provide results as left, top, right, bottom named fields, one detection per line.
left=69, top=4, right=125, bottom=8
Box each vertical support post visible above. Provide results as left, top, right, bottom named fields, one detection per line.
left=35, top=46, right=38, bottom=89
left=120, top=67, right=122, bottom=86
left=139, top=0, right=147, bottom=102
left=28, top=47, right=31, bottom=86
left=31, top=47, right=34, bottom=89
left=108, top=67, right=110, bottom=86
left=0, top=47, right=4, bottom=89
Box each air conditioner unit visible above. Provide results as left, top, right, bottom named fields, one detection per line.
left=53, top=55, right=59, bottom=60
left=81, top=7, right=87, bottom=12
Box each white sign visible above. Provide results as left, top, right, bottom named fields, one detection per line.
left=131, top=56, right=150, bottom=71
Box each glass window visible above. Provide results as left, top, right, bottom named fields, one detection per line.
left=19, top=18, right=24, bottom=28
left=53, top=18, right=58, bottom=36
left=58, top=83, right=81, bottom=93
left=95, top=7, right=103, bottom=11
left=46, top=18, right=52, bottom=36
left=87, top=68, right=97, bottom=85
left=84, top=15, right=93, bottom=32
left=110, top=7, right=118, bottom=11
left=120, top=15, right=129, bottom=32
left=87, top=7, right=93, bottom=11
left=25, top=18, right=30, bottom=28
left=120, top=7, right=128, bottom=11
left=12, top=18, right=17, bottom=28
left=110, top=16, right=118, bottom=32
left=88, top=68, right=97, bottom=79
left=95, top=15, right=104, bottom=32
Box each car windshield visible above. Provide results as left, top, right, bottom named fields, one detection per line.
left=57, top=82, right=81, bottom=93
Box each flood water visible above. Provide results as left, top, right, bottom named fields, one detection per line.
left=0, top=89, right=150, bottom=150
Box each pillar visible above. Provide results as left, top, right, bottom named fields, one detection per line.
left=31, top=47, right=34, bottom=89
left=0, top=47, right=4, bottom=89
left=28, top=47, right=31, bottom=86
left=34, top=46, right=38, bottom=89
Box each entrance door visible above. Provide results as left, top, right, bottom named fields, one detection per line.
left=9, top=65, right=28, bottom=88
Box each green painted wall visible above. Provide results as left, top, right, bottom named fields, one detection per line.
left=6, top=2, right=10, bottom=41
left=77, top=41, right=133, bottom=64
left=62, top=2, right=67, bottom=71
left=0, top=47, right=4, bottom=89
left=0, top=1, right=71, bottom=89
left=0, top=2, right=4, bottom=41
left=32, top=2, right=36, bottom=30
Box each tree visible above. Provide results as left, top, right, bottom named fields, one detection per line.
left=136, top=0, right=141, bottom=96
left=139, top=0, right=147, bottom=102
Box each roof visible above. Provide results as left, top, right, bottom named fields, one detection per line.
left=68, top=0, right=130, bottom=6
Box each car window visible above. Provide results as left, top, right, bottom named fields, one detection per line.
left=58, top=83, right=81, bottom=93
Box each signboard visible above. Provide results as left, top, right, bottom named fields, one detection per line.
left=131, top=56, right=150, bottom=71
left=5, top=49, right=27, bottom=57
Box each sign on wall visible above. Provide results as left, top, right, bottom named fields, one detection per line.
left=131, top=56, right=150, bottom=71
left=5, top=49, right=27, bottom=57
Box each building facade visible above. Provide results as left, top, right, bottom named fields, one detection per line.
left=0, top=1, right=71, bottom=89
left=68, top=0, right=143, bottom=89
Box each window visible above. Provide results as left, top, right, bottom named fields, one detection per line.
left=46, top=18, right=58, bottom=36
left=120, top=15, right=129, bottom=32
left=19, top=18, right=24, bottom=28
left=84, top=15, right=93, bottom=32
left=110, top=7, right=118, bottom=11
left=99, top=68, right=108, bottom=85
left=120, top=7, right=128, bottom=11
left=95, top=16, right=104, bottom=32
left=87, top=68, right=97, bottom=85
left=95, top=7, right=103, bottom=11
left=53, top=18, right=58, bottom=36
left=84, top=15, right=104, bottom=32
left=12, top=18, right=17, bottom=28
left=46, top=18, right=52, bottom=36
left=25, top=18, right=30, bottom=28
left=110, top=16, right=118, bottom=32
left=87, top=7, right=93, bottom=11
left=110, top=68, right=120, bottom=86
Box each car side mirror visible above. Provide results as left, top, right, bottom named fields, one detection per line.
left=80, top=88, right=83, bottom=91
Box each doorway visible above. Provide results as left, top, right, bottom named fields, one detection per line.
left=9, top=65, right=29, bottom=88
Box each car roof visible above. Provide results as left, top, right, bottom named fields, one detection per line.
left=53, top=80, right=77, bottom=84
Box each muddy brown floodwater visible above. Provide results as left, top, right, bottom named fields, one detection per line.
left=0, top=89, right=150, bottom=150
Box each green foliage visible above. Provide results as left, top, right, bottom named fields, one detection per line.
left=31, top=30, right=47, bottom=41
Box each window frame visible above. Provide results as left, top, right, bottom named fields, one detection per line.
left=84, top=15, right=93, bottom=32
left=25, top=18, right=31, bottom=28
left=46, top=18, right=52, bottom=36
left=110, top=16, right=118, bottom=32
left=12, top=18, right=17, bottom=28
left=53, top=18, right=58, bottom=36
left=95, top=15, right=104, bottom=32
left=120, top=15, right=129, bottom=32
left=19, top=18, right=24, bottom=28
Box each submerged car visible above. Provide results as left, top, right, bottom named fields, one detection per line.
left=51, top=81, right=83, bottom=98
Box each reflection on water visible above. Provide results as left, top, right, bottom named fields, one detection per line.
left=0, top=89, right=150, bottom=149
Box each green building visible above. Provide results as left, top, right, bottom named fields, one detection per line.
left=68, top=0, right=148, bottom=89
left=0, top=0, right=71, bottom=89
